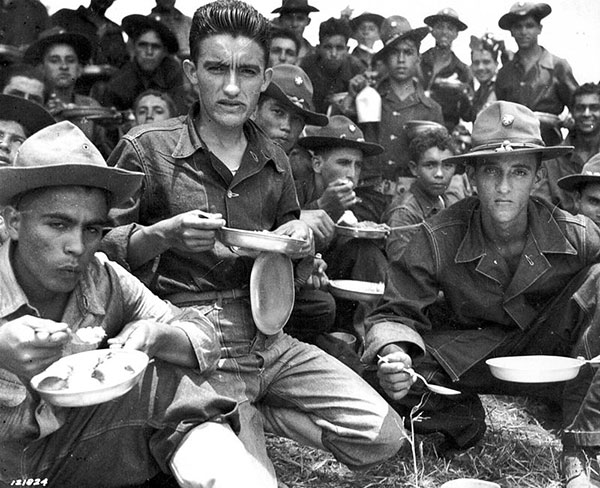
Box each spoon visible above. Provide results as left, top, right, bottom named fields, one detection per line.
left=377, top=355, right=461, bottom=396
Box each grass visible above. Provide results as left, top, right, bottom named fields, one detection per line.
left=267, top=395, right=564, bottom=487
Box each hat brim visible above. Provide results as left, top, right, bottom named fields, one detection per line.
left=298, top=136, right=384, bottom=157
left=557, top=174, right=600, bottom=192
left=499, top=4, right=552, bottom=30
left=0, top=164, right=143, bottom=207
left=23, top=32, right=92, bottom=65
left=443, top=144, right=573, bottom=165
left=263, top=82, right=328, bottom=127
left=123, top=15, right=179, bottom=54
left=350, top=13, right=385, bottom=32
left=424, top=14, right=468, bottom=31
left=272, top=5, right=319, bottom=13
left=377, top=27, right=430, bottom=59
left=0, top=95, right=55, bottom=136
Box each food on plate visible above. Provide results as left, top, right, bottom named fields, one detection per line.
left=74, top=326, right=106, bottom=344
left=37, top=352, right=136, bottom=392
left=337, top=210, right=359, bottom=226
left=336, top=210, right=390, bottom=232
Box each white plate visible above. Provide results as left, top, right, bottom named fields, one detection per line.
left=486, top=355, right=585, bottom=383
left=31, top=349, right=149, bottom=407
left=219, top=227, right=306, bottom=255
left=250, top=252, right=295, bottom=335
left=329, top=280, right=384, bottom=302
left=440, top=479, right=500, bottom=488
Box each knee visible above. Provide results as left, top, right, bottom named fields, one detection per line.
left=170, top=422, right=277, bottom=488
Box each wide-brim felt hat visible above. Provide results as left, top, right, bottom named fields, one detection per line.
left=350, top=12, right=385, bottom=32
left=0, top=94, right=55, bottom=137
left=122, top=14, right=179, bottom=54
left=0, top=121, right=143, bottom=207
left=263, top=64, right=328, bottom=127
left=23, top=27, right=92, bottom=65
left=499, top=2, right=552, bottom=30
left=424, top=8, right=468, bottom=31
left=558, top=153, right=600, bottom=192
left=272, top=0, right=319, bottom=14
left=377, top=16, right=430, bottom=60
left=298, top=115, right=384, bottom=157
left=443, top=101, right=572, bottom=165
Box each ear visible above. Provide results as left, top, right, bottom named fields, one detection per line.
left=260, top=67, right=273, bottom=93
left=465, top=162, right=477, bottom=186
left=408, top=160, right=418, bottom=177
left=534, top=164, right=546, bottom=187
left=312, top=154, right=323, bottom=174
left=183, top=59, right=198, bottom=87
left=3, top=206, right=22, bottom=241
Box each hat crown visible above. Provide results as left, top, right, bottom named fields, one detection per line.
left=436, top=7, right=459, bottom=19
left=471, top=101, right=544, bottom=149
left=305, top=115, right=365, bottom=142
left=380, top=16, right=413, bottom=44
left=580, top=154, right=600, bottom=177
left=270, top=64, right=314, bottom=104
left=274, top=0, right=318, bottom=13
left=15, top=121, right=107, bottom=170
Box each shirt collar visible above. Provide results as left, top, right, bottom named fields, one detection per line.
left=378, top=77, right=437, bottom=109
left=455, top=198, right=577, bottom=264
left=0, top=242, right=106, bottom=320
left=410, top=181, right=447, bottom=214
left=172, top=102, right=287, bottom=173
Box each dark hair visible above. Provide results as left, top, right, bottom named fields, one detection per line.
left=0, top=63, right=46, bottom=93
left=270, top=25, right=300, bottom=54
left=318, top=17, right=352, bottom=43
left=189, top=0, right=271, bottom=67
left=571, top=82, right=600, bottom=109
left=409, top=127, right=456, bottom=162
left=133, top=89, right=177, bottom=117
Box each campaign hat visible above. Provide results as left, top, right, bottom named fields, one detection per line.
left=557, top=154, right=600, bottom=192
left=424, top=8, right=468, bottom=32
left=350, top=12, right=385, bottom=33
left=499, top=2, right=552, bottom=30
left=24, top=27, right=92, bottom=65
left=0, top=94, right=55, bottom=137
left=0, top=121, right=143, bottom=207
left=443, top=101, right=572, bottom=165
left=263, top=64, right=327, bottom=126
left=122, top=14, right=179, bottom=54
left=376, top=16, right=430, bottom=60
left=272, top=0, right=318, bottom=14
left=298, top=115, right=384, bottom=157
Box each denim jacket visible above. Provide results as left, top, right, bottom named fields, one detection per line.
left=102, top=103, right=300, bottom=297
left=0, top=243, right=220, bottom=442
left=364, top=197, right=600, bottom=380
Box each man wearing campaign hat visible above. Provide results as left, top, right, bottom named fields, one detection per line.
left=0, top=120, right=278, bottom=488
left=99, top=14, right=187, bottom=114
left=296, top=115, right=388, bottom=345
left=272, top=0, right=319, bottom=63
left=349, top=12, right=385, bottom=70
left=495, top=2, right=579, bottom=146
left=421, top=8, right=474, bottom=131
left=23, top=26, right=109, bottom=153
left=0, top=94, right=54, bottom=243
left=365, top=100, right=600, bottom=487
left=558, top=154, right=600, bottom=228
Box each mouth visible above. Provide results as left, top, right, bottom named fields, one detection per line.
left=218, top=100, right=244, bottom=110
left=0, top=154, right=11, bottom=165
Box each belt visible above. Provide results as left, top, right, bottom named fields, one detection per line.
left=165, top=288, right=250, bottom=305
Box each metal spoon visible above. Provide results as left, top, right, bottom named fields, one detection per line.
left=377, top=355, right=461, bottom=396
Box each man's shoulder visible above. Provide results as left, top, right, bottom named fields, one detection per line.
left=124, top=116, right=188, bottom=144
left=425, top=196, right=476, bottom=231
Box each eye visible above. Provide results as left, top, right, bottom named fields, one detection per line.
left=240, top=67, right=259, bottom=76
left=86, top=226, right=102, bottom=236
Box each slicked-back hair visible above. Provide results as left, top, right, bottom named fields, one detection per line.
left=189, top=0, right=271, bottom=67
left=409, top=127, right=457, bottom=162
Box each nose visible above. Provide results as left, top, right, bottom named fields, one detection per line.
left=434, top=165, right=444, bottom=178
left=64, top=229, right=85, bottom=256
left=583, top=106, right=592, bottom=116
left=0, top=134, right=9, bottom=149
left=223, top=69, right=241, bottom=97
left=497, top=173, right=510, bottom=194
left=281, top=113, right=292, bottom=132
